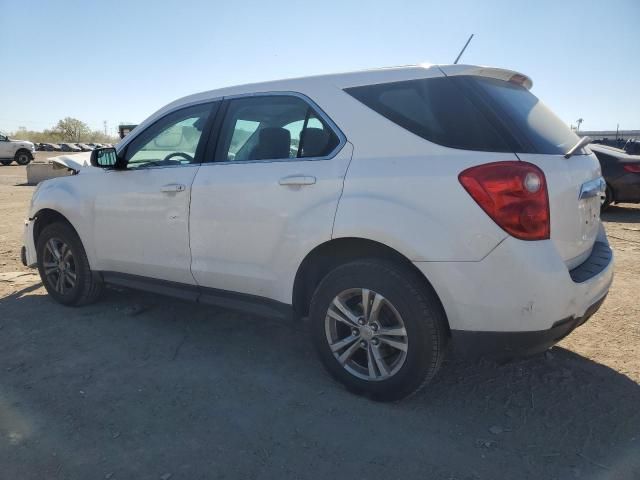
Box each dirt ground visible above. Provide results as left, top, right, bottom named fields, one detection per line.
left=0, top=157, right=639, bottom=480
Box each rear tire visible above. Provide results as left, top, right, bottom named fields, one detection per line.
left=14, top=150, right=31, bottom=166
left=0, top=159, right=11, bottom=166
left=310, top=259, right=448, bottom=401
left=36, top=222, right=103, bottom=306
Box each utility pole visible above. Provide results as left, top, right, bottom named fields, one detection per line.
left=103, top=121, right=107, bottom=136
left=576, top=118, right=583, bottom=132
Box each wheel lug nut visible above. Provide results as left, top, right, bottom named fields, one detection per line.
left=371, top=323, right=379, bottom=331
left=372, top=338, right=380, bottom=346
left=357, top=318, right=365, bottom=326
left=360, top=341, right=367, bottom=348
left=352, top=329, right=359, bottom=336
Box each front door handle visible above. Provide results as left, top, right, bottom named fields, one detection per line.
left=278, top=175, right=316, bottom=186
left=160, top=183, right=186, bottom=193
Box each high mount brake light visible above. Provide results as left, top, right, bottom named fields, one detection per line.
left=459, top=161, right=550, bottom=241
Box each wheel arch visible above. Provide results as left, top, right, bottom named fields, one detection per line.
left=33, top=209, right=81, bottom=250
left=292, top=237, right=450, bottom=333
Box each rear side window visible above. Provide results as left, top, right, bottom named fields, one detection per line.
left=215, top=95, right=341, bottom=162
left=344, top=77, right=512, bottom=152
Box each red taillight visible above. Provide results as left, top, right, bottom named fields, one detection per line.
left=459, top=161, right=550, bottom=241
left=623, top=164, right=640, bottom=173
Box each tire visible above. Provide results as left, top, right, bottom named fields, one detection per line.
left=0, top=159, right=11, bottom=166
left=310, top=259, right=448, bottom=401
left=15, top=150, right=32, bottom=166
left=601, top=184, right=613, bottom=212
left=36, top=222, right=103, bottom=306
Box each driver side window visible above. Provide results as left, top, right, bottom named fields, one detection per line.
left=124, top=103, right=214, bottom=169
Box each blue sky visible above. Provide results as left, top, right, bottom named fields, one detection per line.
left=1, top=0, right=638, bottom=135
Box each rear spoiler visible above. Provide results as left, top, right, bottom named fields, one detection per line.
left=437, top=64, right=533, bottom=90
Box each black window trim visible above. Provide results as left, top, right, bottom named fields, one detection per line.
left=203, top=91, right=347, bottom=165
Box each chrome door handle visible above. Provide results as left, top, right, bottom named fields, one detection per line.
left=160, top=183, right=186, bottom=193
left=278, top=175, right=316, bottom=186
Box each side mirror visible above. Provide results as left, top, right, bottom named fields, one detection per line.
left=90, top=147, right=119, bottom=168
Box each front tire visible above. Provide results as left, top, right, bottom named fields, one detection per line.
left=36, top=222, right=103, bottom=306
left=310, top=259, right=448, bottom=401
left=15, top=150, right=32, bottom=166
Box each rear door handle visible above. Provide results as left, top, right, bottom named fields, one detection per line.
left=278, top=175, right=316, bottom=186
left=160, top=183, right=186, bottom=193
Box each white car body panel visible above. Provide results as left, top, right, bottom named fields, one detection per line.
left=91, top=166, right=200, bottom=284
left=24, top=63, right=614, bottom=337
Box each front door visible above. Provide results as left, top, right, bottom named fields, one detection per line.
left=92, top=102, right=217, bottom=284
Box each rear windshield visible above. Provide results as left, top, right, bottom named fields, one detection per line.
left=344, top=75, right=580, bottom=155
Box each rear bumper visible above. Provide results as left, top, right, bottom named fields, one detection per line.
left=450, top=293, right=607, bottom=358
left=413, top=223, right=614, bottom=353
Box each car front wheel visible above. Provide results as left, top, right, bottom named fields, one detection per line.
left=36, top=222, right=103, bottom=306
left=15, top=150, right=32, bottom=166
left=310, top=259, right=448, bottom=401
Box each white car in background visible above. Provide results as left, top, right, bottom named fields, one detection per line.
left=0, top=131, right=35, bottom=165
left=23, top=64, right=613, bottom=400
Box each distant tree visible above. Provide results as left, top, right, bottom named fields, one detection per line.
left=576, top=118, right=584, bottom=132
left=54, top=117, right=91, bottom=142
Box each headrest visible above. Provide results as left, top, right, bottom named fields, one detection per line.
left=300, top=128, right=330, bottom=157
left=252, top=127, right=291, bottom=160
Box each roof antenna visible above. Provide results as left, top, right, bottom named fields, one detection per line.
left=453, top=34, right=474, bottom=64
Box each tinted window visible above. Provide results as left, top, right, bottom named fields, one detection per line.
left=345, top=77, right=512, bottom=152
left=215, top=95, right=340, bottom=162
left=124, top=103, right=214, bottom=169
left=346, top=76, right=581, bottom=155
left=458, top=76, right=580, bottom=155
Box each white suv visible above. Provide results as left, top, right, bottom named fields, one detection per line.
left=23, top=64, right=613, bottom=400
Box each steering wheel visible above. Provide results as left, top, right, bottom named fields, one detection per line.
left=163, top=152, right=194, bottom=163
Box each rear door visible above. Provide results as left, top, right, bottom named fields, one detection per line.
left=189, top=93, right=351, bottom=302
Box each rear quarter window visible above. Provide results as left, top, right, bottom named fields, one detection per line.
left=344, top=77, right=512, bottom=152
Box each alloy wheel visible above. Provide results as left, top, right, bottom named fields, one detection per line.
left=42, top=237, right=77, bottom=295
left=325, top=288, right=408, bottom=381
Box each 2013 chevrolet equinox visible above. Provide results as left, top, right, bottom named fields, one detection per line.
left=23, top=64, right=614, bottom=400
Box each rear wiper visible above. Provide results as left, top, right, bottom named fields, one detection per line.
left=564, top=136, right=592, bottom=159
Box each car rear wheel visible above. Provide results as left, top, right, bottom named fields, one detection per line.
left=0, top=160, right=12, bottom=166
left=36, top=222, right=103, bottom=306
left=14, top=150, right=31, bottom=166
left=310, top=259, right=448, bottom=401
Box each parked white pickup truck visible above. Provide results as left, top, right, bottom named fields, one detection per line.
left=0, top=131, right=35, bottom=166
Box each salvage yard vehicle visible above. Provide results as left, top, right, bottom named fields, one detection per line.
left=590, top=143, right=640, bottom=209
left=0, top=131, right=35, bottom=165
left=60, top=143, right=82, bottom=152
left=22, top=64, right=614, bottom=400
